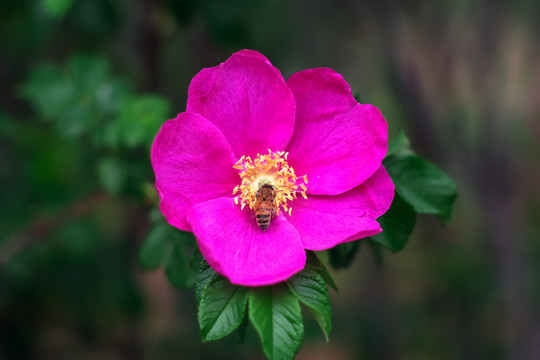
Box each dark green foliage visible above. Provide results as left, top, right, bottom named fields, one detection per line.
left=194, top=252, right=336, bottom=359
left=138, top=219, right=200, bottom=289
left=370, top=192, right=416, bottom=252
left=234, top=308, right=250, bottom=343
left=18, top=54, right=170, bottom=200
left=385, top=155, right=457, bottom=225
left=42, top=0, right=74, bottom=18
left=20, top=55, right=127, bottom=138
left=306, top=251, right=338, bottom=292
left=198, top=274, right=249, bottom=342
left=365, top=133, right=458, bottom=255
left=287, top=265, right=332, bottom=341
left=249, top=286, right=304, bottom=360
left=20, top=54, right=170, bottom=153
left=384, top=133, right=458, bottom=225
left=328, top=241, right=360, bottom=269
left=196, top=259, right=218, bottom=306
left=139, top=223, right=171, bottom=270
left=115, top=95, right=170, bottom=149
left=97, top=157, right=127, bottom=195
left=386, top=131, right=413, bottom=158
left=164, top=237, right=198, bottom=289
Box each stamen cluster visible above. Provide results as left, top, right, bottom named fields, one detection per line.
left=233, top=150, right=308, bottom=216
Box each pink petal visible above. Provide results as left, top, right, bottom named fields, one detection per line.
left=287, top=166, right=394, bottom=251
left=286, top=68, right=388, bottom=195
left=188, top=197, right=306, bottom=286
left=151, top=112, right=239, bottom=231
left=187, top=49, right=295, bottom=159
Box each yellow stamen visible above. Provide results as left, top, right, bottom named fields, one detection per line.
left=232, top=150, right=308, bottom=216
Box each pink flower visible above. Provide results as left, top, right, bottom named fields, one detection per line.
left=151, top=50, right=394, bottom=286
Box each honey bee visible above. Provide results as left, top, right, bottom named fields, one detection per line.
left=254, top=184, right=276, bottom=231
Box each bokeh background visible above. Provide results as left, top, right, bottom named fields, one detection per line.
left=1, top=0, right=539, bottom=359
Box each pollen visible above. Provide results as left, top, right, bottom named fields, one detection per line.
left=232, top=150, right=308, bottom=215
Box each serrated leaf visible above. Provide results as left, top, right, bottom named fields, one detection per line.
left=139, top=223, right=170, bottom=270
left=249, top=286, right=304, bottom=360
left=196, top=259, right=217, bottom=306
left=164, top=232, right=198, bottom=289
left=328, top=241, right=359, bottom=269
left=385, top=155, right=457, bottom=224
left=198, top=275, right=248, bottom=342
left=371, top=192, right=416, bottom=252
left=287, top=269, right=332, bottom=341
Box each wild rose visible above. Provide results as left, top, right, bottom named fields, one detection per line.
left=151, top=50, right=394, bottom=286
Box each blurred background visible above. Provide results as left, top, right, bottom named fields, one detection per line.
left=1, top=0, right=539, bottom=359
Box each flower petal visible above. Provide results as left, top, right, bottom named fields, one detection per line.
left=151, top=112, right=239, bottom=231
left=287, top=165, right=394, bottom=250
left=187, top=49, right=295, bottom=159
left=188, top=197, right=306, bottom=286
left=286, top=68, right=388, bottom=195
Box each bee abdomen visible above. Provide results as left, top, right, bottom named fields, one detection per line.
left=256, top=213, right=271, bottom=231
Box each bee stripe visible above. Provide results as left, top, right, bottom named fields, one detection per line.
left=256, top=214, right=271, bottom=230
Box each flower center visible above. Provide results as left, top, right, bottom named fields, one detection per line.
left=232, top=150, right=308, bottom=216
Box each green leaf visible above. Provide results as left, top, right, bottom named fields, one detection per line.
left=234, top=309, right=250, bottom=343
left=42, top=0, right=74, bottom=18
left=198, top=275, right=249, bottom=342
left=370, top=192, right=416, bottom=252
left=386, top=131, right=413, bottom=158
left=196, top=259, right=217, bottom=306
left=328, top=241, right=359, bottom=269
left=164, top=232, right=198, bottom=289
left=287, top=268, right=332, bottom=341
left=117, top=95, right=170, bottom=149
left=306, top=251, right=337, bottom=292
left=139, top=223, right=170, bottom=270
left=385, top=155, right=457, bottom=224
left=249, top=286, right=304, bottom=360
left=68, top=54, right=110, bottom=91
left=97, top=157, right=126, bottom=195
left=19, top=64, right=76, bottom=121
left=19, top=55, right=117, bottom=138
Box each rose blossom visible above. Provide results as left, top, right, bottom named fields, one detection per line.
left=151, top=50, right=394, bottom=286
